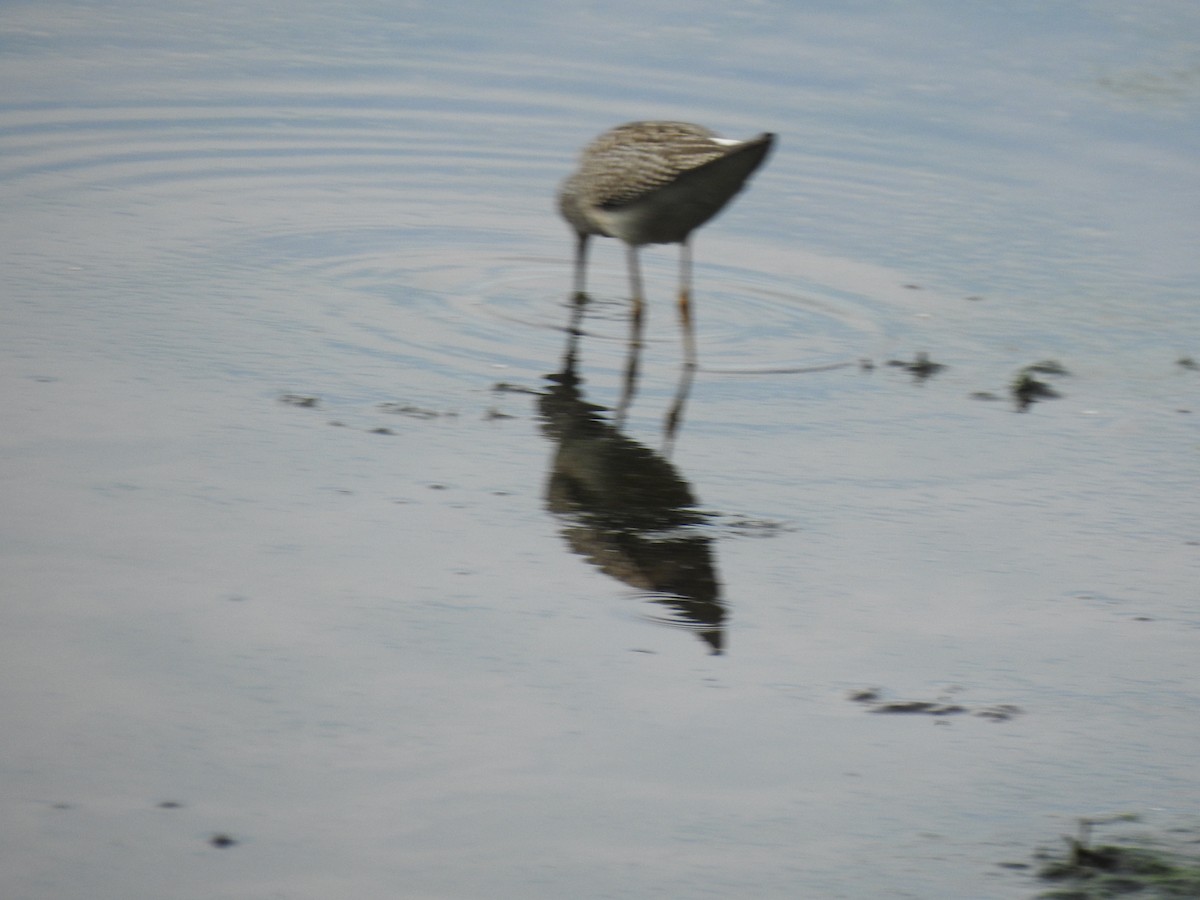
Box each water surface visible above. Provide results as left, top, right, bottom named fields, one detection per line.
left=3, top=2, right=1199, bottom=898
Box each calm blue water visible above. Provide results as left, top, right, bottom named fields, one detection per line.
left=3, top=2, right=1199, bottom=898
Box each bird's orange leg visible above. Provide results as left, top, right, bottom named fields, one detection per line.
left=625, top=242, right=646, bottom=341
left=677, top=239, right=697, bottom=368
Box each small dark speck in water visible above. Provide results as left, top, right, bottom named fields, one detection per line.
left=973, top=704, right=1023, bottom=722
left=209, top=833, right=238, bottom=848
left=1025, top=359, right=1070, bottom=376
left=378, top=402, right=457, bottom=420
left=887, top=352, right=945, bottom=381
left=847, top=688, right=881, bottom=703
left=492, top=382, right=538, bottom=394
left=279, top=393, right=319, bottom=408
left=157, top=800, right=184, bottom=809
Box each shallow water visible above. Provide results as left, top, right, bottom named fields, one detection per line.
left=3, top=2, right=1199, bottom=898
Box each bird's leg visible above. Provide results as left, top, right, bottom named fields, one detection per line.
left=677, top=238, right=697, bottom=368
left=625, top=242, right=646, bottom=340
left=616, top=243, right=645, bottom=428
left=559, top=284, right=587, bottom=386
left=571, top=233, right=590, bottom=302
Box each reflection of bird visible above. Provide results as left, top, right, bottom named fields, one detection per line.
left=558, top=121, right=775, bottom=359
left=540, top=374, right=726, bottom=654
left=538, top=296, right=726, bottom=653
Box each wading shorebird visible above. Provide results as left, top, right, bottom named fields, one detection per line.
left=557, top=121, right=775, bottom=359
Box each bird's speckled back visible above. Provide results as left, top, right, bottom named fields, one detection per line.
left=563, top=122, right=731, bottom=211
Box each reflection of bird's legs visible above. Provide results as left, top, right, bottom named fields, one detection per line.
left=662, top=239, right=697, bottom=453
left=663, top=355, right=695, bottom=455
left=616, top=242, right=645, bottom=428
left=560, top=289, right=587, bottom=384
left=558, top=234, right=592, bottom=384
left=677, top=238, right=697, bottom=369
left=571, top=233, right=590, bottom=301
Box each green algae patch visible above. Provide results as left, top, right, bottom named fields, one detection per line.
left=1036, top=816, right=1200, bottom=898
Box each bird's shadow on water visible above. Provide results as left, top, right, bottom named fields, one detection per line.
left=536, top=291, right=725, bottom=654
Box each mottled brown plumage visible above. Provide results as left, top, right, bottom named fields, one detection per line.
left=559, top=121, right=774, bottom=247
left=557, top=121, right=775, bottom=363
left=562, top=122, right=738, bottom=212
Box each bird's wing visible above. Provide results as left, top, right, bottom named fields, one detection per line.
left=578, top=123, right=731, bottom=210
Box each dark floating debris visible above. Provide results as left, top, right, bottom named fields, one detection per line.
left=377, top=402, right=457, bottom=420
left=279, top=393, right=319, bottom=408
left=870, top=700, right=966, bottom=716
left=886, top=352, right=946, bottom=381
left=1177, top=355, right=1197, bottom=371
left=1034, top=815, right=1200, bottom=897
left=1012, top=371, right=1060, bottom=408
left=849, top=687, right=1022, bottom=722
left=974, top=704, right=1023, bottom=722
left=157, top=800, right=183, bottom=809
left=1010, top=359, right=1069, bottom=411
left=1025, top=359, right=1070, bottom=376
left=209, top=833, right=238, bottom=848
left=492, top=381, right=538, bottom=395
left=847, top=688, right=881, bottom=703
